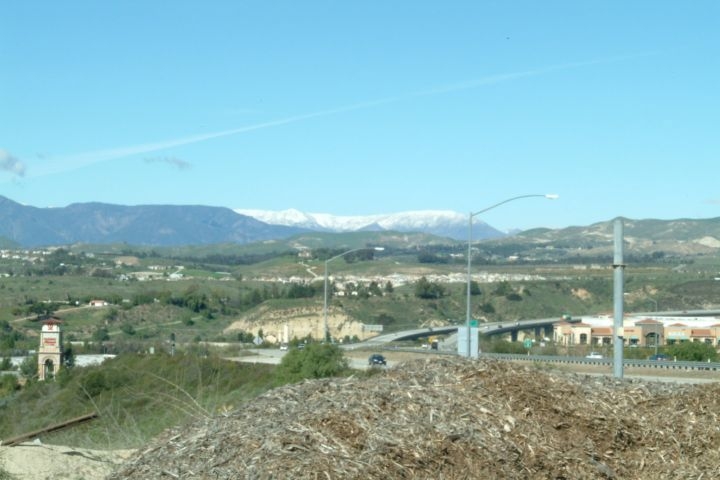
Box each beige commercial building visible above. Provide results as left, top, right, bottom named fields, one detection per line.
left=553, top=316, right=720, bottom=348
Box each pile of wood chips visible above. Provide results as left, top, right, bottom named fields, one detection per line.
left=108, top=358, right=720, bottom=479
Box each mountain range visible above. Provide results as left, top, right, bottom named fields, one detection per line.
left=0, top=196, right=500, bottom=247
left=0, top=196, right=304, bottom=247
left=2, top=196, right=720, bottom=257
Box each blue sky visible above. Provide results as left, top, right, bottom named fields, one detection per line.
left=2, top=1, right=718, bottom=231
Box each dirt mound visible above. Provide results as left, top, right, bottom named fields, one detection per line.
left=108, top=358, right=720, bottom=479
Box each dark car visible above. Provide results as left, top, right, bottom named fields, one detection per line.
left=649, top=353, right=671, bottom=361
left=368, top=354, right=387, bottom=366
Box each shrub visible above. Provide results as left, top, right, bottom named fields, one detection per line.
left=484, top=339, right=527, bottom=354
left=275, top=343, right=348, bottom=384
left=667, top=342, right=718, bottom=362
left=19, top=355, right=37, bottom=379
left=0, top=357, right=13, bottom=370
left=505, top=293, right=523, bottom=301
left=0, top=374, right=19, bottom=395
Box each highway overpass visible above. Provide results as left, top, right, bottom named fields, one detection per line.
left=356, top=309, right=720, bottom=349
left=358, top=318, right=558, bottom=348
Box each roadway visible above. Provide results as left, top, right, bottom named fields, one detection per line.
left=228, top=348, right=384, bottom=370
left=229, top=348, right=719, bottom=384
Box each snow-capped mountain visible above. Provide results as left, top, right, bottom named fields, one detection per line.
left=234, top=209, right=507, bottom=240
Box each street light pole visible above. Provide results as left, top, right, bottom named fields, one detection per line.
left=465, top=194, right=558, bottom=358
left=324, top=246, right=384, bottom=342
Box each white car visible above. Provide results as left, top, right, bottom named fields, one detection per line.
left=585, top=352, right=603, bottom=359
left=279, top=343, right=288, bottom=351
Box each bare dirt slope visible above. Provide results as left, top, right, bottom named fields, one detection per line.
left=107, top=358, right=720, bottom=480
left=0, top=442, right=133, bottom=479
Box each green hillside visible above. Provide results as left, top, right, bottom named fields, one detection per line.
left=0, top=354, right=278, bottom=449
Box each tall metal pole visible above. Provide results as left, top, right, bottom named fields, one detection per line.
left=323, top=260, right=330, bottom=342
left=466, top=212, right=473, bottom=358
left=612, top=218, right=625, bottom=379
left=464, top=194, right=558, bottom=358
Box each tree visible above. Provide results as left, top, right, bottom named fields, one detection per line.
left=93, top=327, right=110, bottom=342
left=180, top=286, right=209, bottom=312
left=492, top=281, right=513, bottom=297
left=120, top=323, right=136, bottom=336
left=368, top=281, right=383, bottom=297
left=667, top=341, right=718, bottom=362
left=0, top=374, right=19, bottom=395
left=0, top=321, right=22, bottom=350
left=63, top=345, right=75, bottom=368
left=0, top=357, right=13, bottom=370
left=479, top=302, right=495, bottom=314
left=414, top=276, right=446, bottom=299
left=417, top=251, right=448, bottom=264
left=275, top=343, right=348, bottom=383
left=236, top=331, right=254, bottom=343
left=104, top=307, right=119, bottom=322
left=286, top=282, right=316, bottom=299
left=506, top=292, right=523, bottom=301
left=19, top=354, right=37, bottom=379
left=243, top=289, right=263, bottom=308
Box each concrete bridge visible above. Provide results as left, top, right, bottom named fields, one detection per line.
left=357, top=309, right=720, bottom=348
left=359, top=318, right=558, bottom=348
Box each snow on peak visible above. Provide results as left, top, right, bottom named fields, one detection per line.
left=234, top=208, right=502, bottom=240
left=235, top=208, right=324, bottom=229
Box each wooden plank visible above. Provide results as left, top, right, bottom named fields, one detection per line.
left=1, top=412, right=98, bottom=447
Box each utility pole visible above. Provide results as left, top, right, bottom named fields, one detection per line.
left=612, top=218, right=625, bottom=379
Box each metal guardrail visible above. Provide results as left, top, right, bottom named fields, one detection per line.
left=348, top=345, right=720, bottom=372
left=482, top=353, right=720, bottom=371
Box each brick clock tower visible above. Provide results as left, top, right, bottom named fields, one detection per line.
left=38, top=318, right=63, bottom=381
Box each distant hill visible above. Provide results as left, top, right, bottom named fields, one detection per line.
left=2, top=196, right=720, bottom=255
left=491, top=216, right=720, bottom=258
left=0, top=236, right=19, bottom=249
left=0, top=196, right=306, bottom=247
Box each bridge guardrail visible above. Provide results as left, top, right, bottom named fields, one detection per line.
left=346, top=344, right=720, bottom=372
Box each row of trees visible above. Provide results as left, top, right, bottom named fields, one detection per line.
left=414, top=277, right=521, bottom=301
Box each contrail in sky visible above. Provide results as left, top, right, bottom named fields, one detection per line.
left=27, top=53, right=655, bottom=178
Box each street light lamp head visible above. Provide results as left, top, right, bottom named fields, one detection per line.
left=464, top=193, right=559, bottom=358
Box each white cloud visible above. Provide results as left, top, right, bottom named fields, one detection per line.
left=0, top=149, right=26, bottom=177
